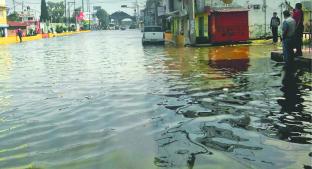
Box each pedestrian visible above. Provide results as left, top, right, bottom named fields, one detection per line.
left=16, top=28, right=23, bottom=43
left=292, top=3, right=304, bottom=56
left=282, top=10, right=296, bottom=67
left=270, top=12, right=281, bottom=43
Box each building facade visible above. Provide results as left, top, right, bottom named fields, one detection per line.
left=0, top=0, right=8, bottom=37
left=158, top=0, right=249, bottom=46
left=144, top=0, right=308, bottom=46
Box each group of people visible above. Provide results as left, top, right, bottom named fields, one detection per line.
left=270, top=3, right=305, bottom=67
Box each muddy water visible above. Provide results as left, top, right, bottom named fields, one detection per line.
left=0, top=30, right=311, bottom=169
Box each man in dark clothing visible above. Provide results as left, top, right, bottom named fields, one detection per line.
left=16, top=29, right=23, bottom=43
left=292, top=3, right=304, bottom=56
left=270, top=12, right=281, bottom=43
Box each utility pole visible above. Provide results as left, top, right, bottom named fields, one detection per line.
left=87, top=0, right=90, bottom=30
left=74, top=0, right=76, bottom=29
left=65, top=0, right=67, bottom=26
left=82, top=0, right=84, bottom=12
left=263, top=0, right=267, bottom=37
left=13, top=0, right=16, bottom=12
left=68, top=2, right=72, bottom=26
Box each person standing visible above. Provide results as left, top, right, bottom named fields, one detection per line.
left=270, top=12, right=281, bottom=43
left=292, top=3, right=304, bottom=56
left=282, top=10, right=296, bottom=67
left=16, top=28, right=23, bottom=43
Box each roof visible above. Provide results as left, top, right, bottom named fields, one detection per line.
left=8, top=21, right=36, bottom=27
left=212, top=8, right=249, bottom=13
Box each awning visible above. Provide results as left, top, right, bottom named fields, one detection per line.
left=8, top=21, right=27, bottom=27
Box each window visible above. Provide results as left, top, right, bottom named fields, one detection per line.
left=144, top=27, right=162, bottom=32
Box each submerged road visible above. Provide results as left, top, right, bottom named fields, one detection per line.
left=0, top=30, right=311, bottom=169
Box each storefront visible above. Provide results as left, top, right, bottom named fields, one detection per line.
left=194, top=8, right=249, bottom=44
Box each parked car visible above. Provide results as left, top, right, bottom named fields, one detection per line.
left=108, top=23, right=115, bottom=30
left=142, top=26, right=165, bottom=45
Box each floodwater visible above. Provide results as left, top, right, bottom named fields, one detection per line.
left=0, top=30, right=311, bottom=169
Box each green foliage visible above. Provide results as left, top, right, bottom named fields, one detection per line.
left=55, top=25, right=63, bottom=33
left=47, top=1, right=65, bottom=23
left=69, top=25, right=76, bottom=32
left=55, top=25, right=68, bottom=33
left=7, top=12, right=22, bottom=21
left=40, top=0, right=49, bottom=22
left=95, top=8, right=110, bottom=29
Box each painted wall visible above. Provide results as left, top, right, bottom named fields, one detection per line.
left=0, top=0, right=5, bottom=6
left=0, top=0, right=7, bottom=25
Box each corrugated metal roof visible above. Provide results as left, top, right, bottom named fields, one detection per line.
left=8, top=21, right=27, bottom=27
left=212, top=8, right=249, bottom=13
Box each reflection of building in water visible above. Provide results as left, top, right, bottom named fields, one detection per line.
left=276, top=68, right=312, bottom=144
left=208, top=45, right=250, bottom=73
left=162, top=46, right=250, bottom=90
left=0, top=46, right=12, bottom=108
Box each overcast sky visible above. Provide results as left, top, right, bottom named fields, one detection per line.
left=5, top=0, right=299, bottom=16
left=5, top=0, right=147, bottom=15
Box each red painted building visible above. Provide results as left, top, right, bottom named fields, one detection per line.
left=195, top=7, right=249, bottom=44
left=209, top=9, right=249, bottom=43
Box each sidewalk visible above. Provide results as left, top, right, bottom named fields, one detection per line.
left=271, top=47, right=312, bottom=68
left=0, top=30, right=91, bottom=45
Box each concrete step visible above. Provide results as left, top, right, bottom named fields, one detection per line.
left=271, top=50, right=312, bottom=69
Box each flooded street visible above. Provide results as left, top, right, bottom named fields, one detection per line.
left=0, top=30, right=311, bottom=169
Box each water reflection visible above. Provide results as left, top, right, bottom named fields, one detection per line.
left=0, top=46, right=12, bottom=108
left=276, top=67, right=312, bottom=144
left=0, top=46, right=12, bottom=80
left=208, top=45, right=250, bottom=74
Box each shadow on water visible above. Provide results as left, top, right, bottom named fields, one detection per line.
left=275, top=66, right=312, bottom=144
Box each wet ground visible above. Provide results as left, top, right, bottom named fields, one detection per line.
left=0, top=30, right=311, bottom=169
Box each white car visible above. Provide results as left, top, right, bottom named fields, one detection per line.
left=142, top=26, right=165, bottom=45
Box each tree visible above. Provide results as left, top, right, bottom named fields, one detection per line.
left=40, top=0, right=49, bottom=22
left=47, top=1, right=65, bottom=23
left=96, top=8, right=110, bottom=29
left=7, top=12, right=21, bottom=21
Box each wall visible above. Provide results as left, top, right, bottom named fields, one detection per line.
left=303, top=11, right=311, bottom=32
left=0, top=0, right=7, bottom=26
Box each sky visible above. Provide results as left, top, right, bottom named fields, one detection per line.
left=5, top=0, right=147, bottom=15
left=5, top=0, right=301, bottom=17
